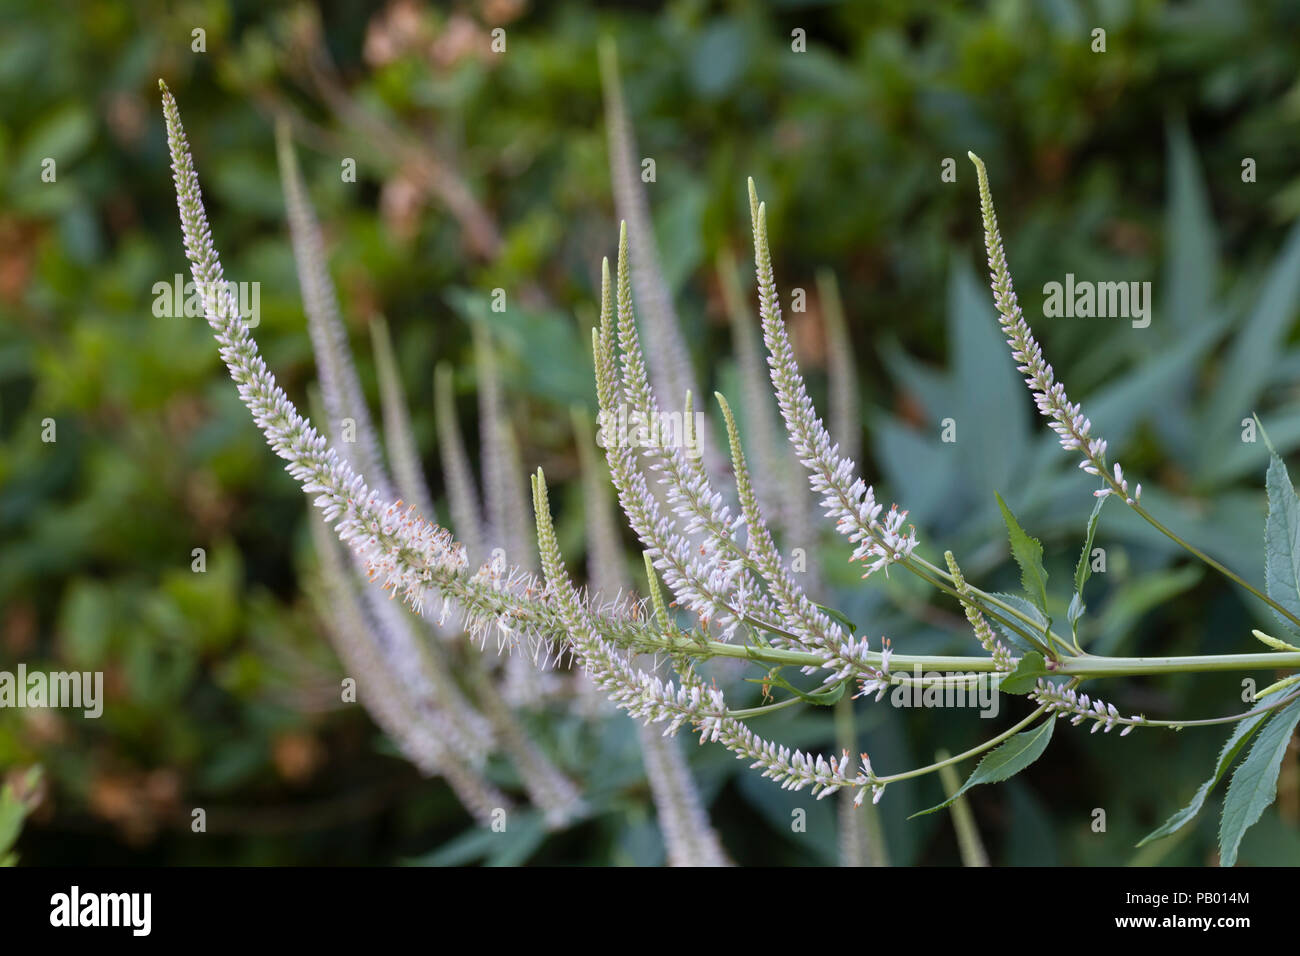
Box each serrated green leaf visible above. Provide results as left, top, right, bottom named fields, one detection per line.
left=911, top=718, right=1055, bottom=818
left=1068, top=496, right=1105, bottom=641
left=996, top=651, right=1049, bottom=695
left=1136, top=704, right=1272, bottom=847
left=1219, top=696, right=1300, bottom=866
left=1074, top=496, right=1106, bottom=596
left=988, top=591, right=1049, bottom=653
left=1263, top=454, right=1300, bottom=636
left=995, top=492, right=1049, bottom=616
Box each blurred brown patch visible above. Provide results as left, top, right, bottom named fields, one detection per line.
left=2, top=602, right=37, bottom=656
left=431, top=15, right=487, bottom=69
left=380, top=169, right=427, bottom=243
left=273, top=732, right=323, bottom=784
left=480, top=0, right=525, bottom=25
left=89, top=767, right=182, bottom=844
left=791, top=299, right=827, bottom=367
left=0, top=217, right=39, bottom=304
left=364, top=0, right=431, bottom=67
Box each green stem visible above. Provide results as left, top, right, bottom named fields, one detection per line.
left=1128, top=499, right=1300, bottom=630
left=1054, top=651, right=1300, bottom=678
left=1110, top=689, right=1300, bottom=730
left=834, top=697, right=882, bottom=866
left=655, top=628, right=1300, bottom=679
left=726, top=694, right=806, bottom=719
left=873, top=705, right=1051, bottom=785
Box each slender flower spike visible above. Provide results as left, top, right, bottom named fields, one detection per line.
left=944, top=551, right=1014, bottom=671
left=967, top=152, right=1138, bottom=506
left=1030, top=680, right=1146, bottom=735
left=747, top=179, right=919, bottom=578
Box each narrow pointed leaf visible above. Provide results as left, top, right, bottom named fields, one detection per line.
left=995, top=492, right=1049, bottom=616
left=1218, top=696, right=1300, bottom=866
left=912, top=718, right=1054, bottom=817
left=1264, top=454, right=1300, bottom=635
left=1136, top=704, right=1272, bottom=847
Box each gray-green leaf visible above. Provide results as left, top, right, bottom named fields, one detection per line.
left=1218, top=696, right=1300, bottom=866
left=911, top=717, right=1055, bottom=817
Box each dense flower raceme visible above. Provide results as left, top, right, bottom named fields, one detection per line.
left=161, top=83, right=881, bottom=803
left=1030, top=680, right=1147, bottom=736
left=967, top=153, right=1139, bottom=506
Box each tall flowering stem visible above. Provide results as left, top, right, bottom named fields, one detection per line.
left=163, top=77, right=1300, bottom=835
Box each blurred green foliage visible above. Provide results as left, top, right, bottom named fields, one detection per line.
left=3, top=0, right=1300, bottom=865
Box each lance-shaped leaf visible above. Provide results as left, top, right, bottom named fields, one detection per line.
left=995, top=492, right=1049, bottom=618
left=1219, top=696, right=1300, bottom=866
left=1264, top=454, right=1300, bottom=635
left=1069, top=496, right=1106, bottom=640
left=1136, top=702, right=1272, bottom=848
left=912, top=717, right=1055, bottom=817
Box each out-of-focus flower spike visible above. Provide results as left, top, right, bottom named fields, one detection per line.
left=308, top=508, right=507, bottom=823
left=818, top=268, right=860, bottom=469
left=369, top=315, right=437, bottom=523
left=275, top=120, right=392, bottom=500
left=435, top=362, right=485, bottom=564
left=300, top=386, right=493, bottom=761
left=468, top=655, right=587, bottom=828
left=598, top=38, right=720, bottom=478
left=718, top=248, right=788, bottom=531
left=573, top=405, right=625, bottom=597
left=472, top=320, right=550, bottom=704
left=571, top=426, right=732, bottom=866
left=473, top=318, right=534, bottom=572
